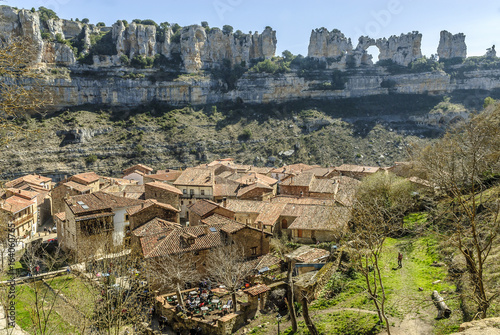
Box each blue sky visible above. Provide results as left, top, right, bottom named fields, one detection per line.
left=9, top=0, right=500, bottom=59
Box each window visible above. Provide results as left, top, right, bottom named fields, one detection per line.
left=251, top=247, right=257, bottom=255
left=201, top=190, right=205, bottom=195
left=183, top=189, right=187, bottom=194
left=125, top=214, right=129, bottom=221
left=190, top=189, right=194, bottom=195
left=181, top=200, right=184, bottom=205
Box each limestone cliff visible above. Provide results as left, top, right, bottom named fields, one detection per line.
left=307, top=28, right=422, bottom=67
left=437, top=30, right=466, bottom=60
left=0, top=6, right=277, bottom=72
left=375, top=32, right=422, bottom=66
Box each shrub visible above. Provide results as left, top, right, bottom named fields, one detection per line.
left=119, top=54, right=129, bottom=65
left=85, top=154, right=98, bottom=164
left=249, top=58, right=289, bottom=74
left=81, top=18, right=89, bottom=24
left=238, top=128, right=252, bottom=141
left=96, top=22, right=106, bottom=27
left=38, top=6, right=58, bottom=24
left=222, top=25, right=233, bottom=35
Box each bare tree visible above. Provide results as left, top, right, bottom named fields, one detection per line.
left=144, top=252, right=200, bottom=306
left=0, top=37, right=53, bottom=144
left=415, top=104, right=500, bottom=319
left=348, top=172, right=417, bottom=335
left=206, top=243, right=254, bottom=313
left=75, top=238, right=152, bottom=335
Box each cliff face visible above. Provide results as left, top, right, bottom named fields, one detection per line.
left=0, top=6, right=276, bottom=71
left=437, top=30, right=466, bottom=60
left=3, top=5, right=500, bottom=111
left=307, top=28, right=422, bottom=67
left=40, top=67, right=500, bottom=109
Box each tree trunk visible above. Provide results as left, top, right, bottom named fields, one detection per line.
left=232, top=292, right=237, bottom=313
left=432, top=290, right=452, bottom=319
left=286, top=260, right=297, bottom=333
left=176, top=283, right=184, bottom=306
left=301, top=292, right=319, bottom=335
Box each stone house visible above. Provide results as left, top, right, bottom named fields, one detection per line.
left=270, top=163, right=318, bottom=181
left=173, top=167, right=215, bottom=220
left=5, top=174, right=53, bottom=225
left=144, top=181, right=182, bottom=209
left=127, top=199, right=180, bottom=231
left=187, top=199, right=234, bottom=226
left=59, top=192, right=144, bottom=255
left=51, top=172, right=102, bottom=214
left=284, top=205, right=351, bottom=243
left=132, top=213, right=271, bottom=275
left=201, top=214, right=272, bottom=258
left=122, top=164, right=154, bottom=185
left=236, top=183, right=274, bottom=201
left=143, top=169, right=182, bottom=185
left=0, top=189, right=38, bottom=238
left=332, top=164, right=380, bottom=180
left=221, top=199, right=286, bottom=233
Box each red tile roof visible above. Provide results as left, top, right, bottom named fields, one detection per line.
left=132, top=218, right=181, bottom=237
left=1, top=195, right=35, bottom=214
left=202, top=214, right=246, bottom=234
left=145, top=181, right=183, bottom=195
left=63, top=181, right=93, bottom=193
left=146, top=171, right=182, bottom=183
left=335, top=164, right=380, bottom=174
left=287, top=205, right=351, bottom=231
left=66, top=191, right=144, bottom=215
left=138, top=224, right=226, bottom=258
left=243, top=284, right=270, bottom=296
left=236, top=182, right=273, bottom=198
left=4, top=174, right=51, bottom=188
left=123, top=164, right=153, bottom=176
left=127, top=199, right=180, bottom=216
left=173, top=167, right=215, bottom=187
left=270, top=163, right=319, bottom=175
left=187, top=199, right=220, bottom=217
left=234, top=172, right=278, bottom=186
left=70, top=172, right=101, bottom=185
left=54, top=212, right=66, bottom=221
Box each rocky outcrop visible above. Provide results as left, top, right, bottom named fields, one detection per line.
left=437, top=30, right=466, bottom=60
left=42, top=42, right=76, bottom=65
left=485, top=45, right=496, bottom=58
left=180, top=25, right=277, bottom=72
left=307, top=28, right=353, bottom=68
left=376, top=32, right=422, bottom=66
left=113, top=21, right=157, bottom=59
left=307, top=29, right=422, bottom=67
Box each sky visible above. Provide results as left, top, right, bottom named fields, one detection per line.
left=8, top=0, right=500, bottom=59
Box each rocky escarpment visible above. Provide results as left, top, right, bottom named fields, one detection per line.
left=308, top=28, right=422, bottom=67
left=0, top=6, right=276, bottom=72
left=437, top=30, right=467, bottom=60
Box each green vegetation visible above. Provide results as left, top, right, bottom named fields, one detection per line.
left=38, top=6, right=58, bottom=25
left=249, top=57, right=290, bottom=74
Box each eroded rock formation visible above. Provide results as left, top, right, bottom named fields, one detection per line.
left=308, top=28, right=422, bottom=67
left=376, top=32, right=422, bottom=66
left=437, top=30, right=466, bottom=60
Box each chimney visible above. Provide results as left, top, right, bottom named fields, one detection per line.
left=123, top=191, right=126, bottom=197
left=222, top=197, right=227, bottom=208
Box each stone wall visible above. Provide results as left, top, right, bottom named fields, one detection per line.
left=144, top=183, right=180, bottom=209
left=129, top=205, right=179, bottom=230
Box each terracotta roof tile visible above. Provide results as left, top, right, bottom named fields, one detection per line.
left=335, top=164, right=380, bottom=174
left=132, top=218, right=181, bottom=237
left=70, top=172, right=101, bottom=185
left=270, top=196, right=336, bottom=206
left=280, top=172, right=315, bottom=187
left=140, top=224, right=226, bottom=258
left=127, top=199, right=180, bottom=216
left=187, top=199, right=220, bottom=217
left=63, top=181, right=93, bottom=193
left=270, top=163, right=318, bottom=175
left=54, top=212, right=66, bottom=221
left=146, top=171, right=182, bottom=182
left=234, top=172, right=278, bottom=186
left=287, top=205, right=351, bottom=231
left=173, top=167, right=215, bottom=187
left=244, top=284, right=270, bottom=296
left=201, top=214, right=246, bottom=234
left=1, top=195, right=35, bottom=214
left=236, top=182, right=273, bottom=198
left=145, top=181, right=183, bottom=195
left=123, top=164, right=153, bottom=176
left=5, top=174, right=51, bottom=188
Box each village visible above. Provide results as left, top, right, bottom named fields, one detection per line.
left=0, top=158, right=428, bottom=335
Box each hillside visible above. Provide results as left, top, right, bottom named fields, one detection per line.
left=0, top=94, right=461, bottom=178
